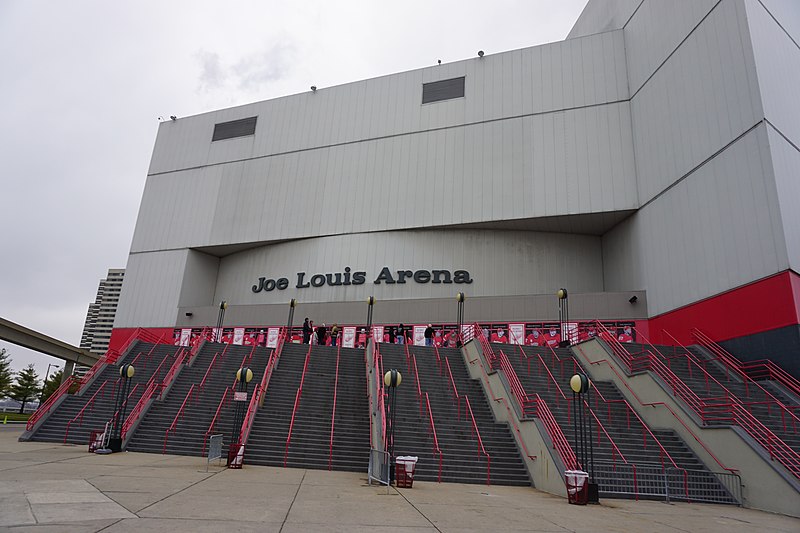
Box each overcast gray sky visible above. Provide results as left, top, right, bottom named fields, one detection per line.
left=0, top=0, right=588, bottom=376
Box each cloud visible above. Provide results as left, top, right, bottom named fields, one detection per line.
left=195, top=42, right=296, bottom=96
left=196, top=50, right=226, bottom=92
left=233, top=43, right=296, bottom=91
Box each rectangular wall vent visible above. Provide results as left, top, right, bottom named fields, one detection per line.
left=212, top=116, right=258, bottom=141
left=422, top=77, right=465, bottom=104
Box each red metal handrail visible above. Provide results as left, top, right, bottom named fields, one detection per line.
left=692, top=329, right=800, bottom=412
left=463, top=395, right=491, bottom=485
left=423, top=392, right=444, bottom=482
left=27, top=375, right=78, bottom=430
left=120, top=348, right=183, bottom=441
left=64, top=380, right=109, bottom=443
left=663, top=330, right=799, bottom=433
left=466, top=350, right=537, bottom=462
left=443, top=358, right=462, bottom=418
left=160, top=348, right=189, bottom=396
left=494, top=350, right=578, bottom=470
left=163, top=384, right=198, bottom=453
left=597, top=322, right=800, bottom=478
left=121, top=379, right=160, bottom=440
left=200, top=352, right=223, bottom=390
left=284, top=343, right=313, bottom=466
left=203, top=386, right=233, bottom=456
left=328, top=341, right=342, bottom=470
left=524, top=346, right=683, bottom=467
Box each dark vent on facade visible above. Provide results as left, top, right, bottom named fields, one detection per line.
left=422, top=77, right=465, bottom=104
left=212, top=116, right=257, bottom=141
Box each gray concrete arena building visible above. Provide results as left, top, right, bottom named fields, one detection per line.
left=115, top=0, right=800, bottom=372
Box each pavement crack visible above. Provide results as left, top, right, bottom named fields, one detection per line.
left=132, top=467, right=225, bottom=517
left=279, top=469, right=307, bottom=532
left=394, top=487, right=443, bottom=533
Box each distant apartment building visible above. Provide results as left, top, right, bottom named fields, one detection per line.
left=78, top=269, right=125, bottom=375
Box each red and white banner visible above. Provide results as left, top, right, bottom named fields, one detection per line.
left=461, top=324, right=472, bottom=342
left=508, top=323, right=525, bottom=345
left=233, top=327, right=245, bottom=345
left=266, top=327, right=280, bottom=348
left=373, top=325, right=384, bottom=343
left=413, top=325, right=426, bottom=346
left=342, top=326, right=357, bottom=348
left=179, top=329, right=192, bottom=347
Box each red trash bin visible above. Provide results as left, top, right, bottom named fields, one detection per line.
left=395, top=456, right=418, bottom=488
left=565, top=470, right=589, bottom=505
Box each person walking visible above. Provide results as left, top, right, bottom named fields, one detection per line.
left=317, top=323, right=327, bottom=346
left=396, top=323, right=406, bottom=344
left=302, top=318, right=312, bottom=344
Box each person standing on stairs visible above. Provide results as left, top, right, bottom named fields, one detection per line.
left=302, top=318, right=312, bottom=344
left=330, top=324, right=339, bottom=346
left=317, top=323, right=327, bottom=346
left=424, top=324, right=434, bottom=346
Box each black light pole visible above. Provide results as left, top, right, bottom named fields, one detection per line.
left=287, top=299, right=296, bottom=331
left=216, top=301, right=228, bottom=342
left=366, top=296, right=375, bottom=339
left=570, top=372, right=598, bottom=503
left=456, top=292, right=465, bottom=347
left=228, top=367, right=253, bottom=467
left=40, top=363, right=60, bottom=402
left=109, top=364, right=135, bottom=452
left=384, top=369, right=402, bottom=483
left=557, top=288, right=570, bottom=347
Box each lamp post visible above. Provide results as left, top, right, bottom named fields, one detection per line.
left=216, top=300, right=228, bottom=342
left=40, top=363, right=60, bottom=402
left=384, top=369, right=402, bottom=483
left=228, top=366, right=253, bottom=467
left=287, top=298, right=297, bottom=332
left=557, top=288, right=570, bottom=347
left=109, top=364, right=135, bottom=452
left=456, top=292, right=466, bottom=347
left=569, top=372, right=598, bottom=503
left=366, top=296, right=375, bottom=339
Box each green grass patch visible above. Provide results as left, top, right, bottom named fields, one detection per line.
left=1, top=412, right=31, bottom=422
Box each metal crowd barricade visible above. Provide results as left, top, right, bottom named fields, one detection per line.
left=206, top=434, right=224, bottom=472
left=592, top=460, right=742, bottom=504
left=368, top=448, right=391, bottom=490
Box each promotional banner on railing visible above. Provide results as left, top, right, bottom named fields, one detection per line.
left=179, top=328, right=191, bottom=347
left=342, top=326, right=356, bottom=348
left=373, top=325, right=384, bottom=343
left=413, top=325, right=426, bottom=346
left=508, top=323, right=525, bottom=345
left=267, top=327, right=280, bottom=348
left=233, top=327, right=245, bottom=345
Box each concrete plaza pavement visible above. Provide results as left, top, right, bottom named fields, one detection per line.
left=1, top=425, right=798, bottom=532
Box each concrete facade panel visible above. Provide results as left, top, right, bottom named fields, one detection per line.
left=212, top=229, right=603, bottom=306
left=624, top=0, right=718, bottom=94
left=146, top=32, right=627, bottom=177
left=631, top=0, right=763, bottom=204
left=132, top=102, right=636, bottom=253
left=567, top=0, right=641, bottom=39
left=115, top=250, right=189, bottom=328
left=603, top=125, right=787, bottom=315
left=746, top=0, right=800, bottom=147
left=767, top=127, right=800, bottom=272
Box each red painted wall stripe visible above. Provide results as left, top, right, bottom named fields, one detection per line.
left=648, top=270, right=800, bottom=346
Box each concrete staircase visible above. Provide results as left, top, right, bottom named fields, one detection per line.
left=495, top=343, right=736, bottom=502
left=29, top=342, right=182, bottom=445
left=244, top=344, right=370, bottom=471
left=381, top=343, right=529, bottom=486
left=126, top=343, right=271, bottom=456
left=624, top=343, right=800, bottom=454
